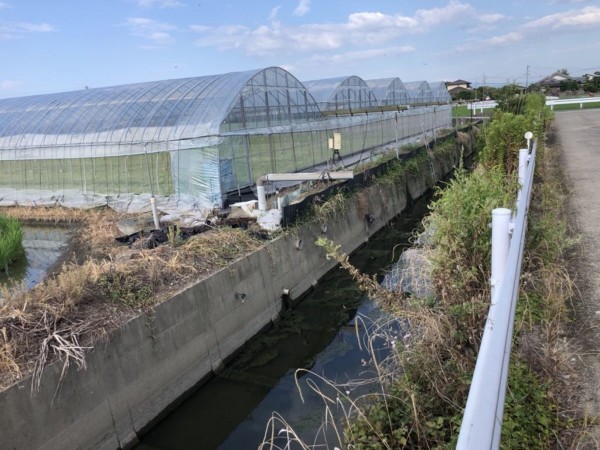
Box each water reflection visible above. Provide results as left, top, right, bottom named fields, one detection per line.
left=137, top=197, right=429, bottom=450
left=0, top=226, right=72, bottom=292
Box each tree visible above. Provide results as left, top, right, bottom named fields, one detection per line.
left=496, top=84, right=525, bottom=114
left=559, top=79, right=579, bottom=92
left=583, top=71, right=600, bottom=93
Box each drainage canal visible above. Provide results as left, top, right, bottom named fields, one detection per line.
left=137, top=196, right=430, bottom=450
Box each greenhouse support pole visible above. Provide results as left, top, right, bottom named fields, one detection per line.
left=144, top=146, right=161, bottom=230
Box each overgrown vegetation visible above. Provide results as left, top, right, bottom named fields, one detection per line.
left=0, top=215, right=24, bottom=271
left=0, top=213, right=264, bottom=389
left=291, top=93, right=579, bottom=448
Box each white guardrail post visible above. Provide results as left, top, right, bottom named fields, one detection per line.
left=456, top=133, right=537, bottom=450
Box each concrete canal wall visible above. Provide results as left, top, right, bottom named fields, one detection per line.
left=0, top=138, right=467, bottom=449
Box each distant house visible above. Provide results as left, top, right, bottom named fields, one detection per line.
left=536, top=72, right=572, bottom=88
left=445, top=79, right=472, bottom=92
left=535, top=71, right=581, bottom=95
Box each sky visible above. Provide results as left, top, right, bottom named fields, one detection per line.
left=1, top=0, right=599, bottom=99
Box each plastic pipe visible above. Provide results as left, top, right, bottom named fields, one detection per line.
left=256, top=171, right=354, bottom=211
left=150, top=197, right=160, bottom=230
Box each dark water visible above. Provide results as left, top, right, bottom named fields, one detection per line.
left=0, top=225, right=71, bottom=292
left=137, top=197, right=430, bottom=450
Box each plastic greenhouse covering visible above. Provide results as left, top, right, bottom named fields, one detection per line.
left=301, top=76, right=378, bottom=111
left=404, top=80, right=433, bottom=104
left=428, top=81, right=452, bottom=103
left=0, top=67, right=452, bottom=216
left=366, top=78, right=410, bottom=106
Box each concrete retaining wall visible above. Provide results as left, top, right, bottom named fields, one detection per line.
left=0, top=141, right=463, bottom=449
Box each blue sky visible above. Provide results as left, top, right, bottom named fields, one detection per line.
left=1, top=0, right=599, bottom=98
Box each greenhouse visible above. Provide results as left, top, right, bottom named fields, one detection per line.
left=366, top=78, right=411, bottom=106
left=301, top=76, right=378, bottom=112
left=404, top=80, right=433, bottom=105
left=428, top=81, right=452, bottom=104
left=0, top=67, right=452, bottom=215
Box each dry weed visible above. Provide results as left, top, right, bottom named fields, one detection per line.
left=0, top=203, right=269, bottom=392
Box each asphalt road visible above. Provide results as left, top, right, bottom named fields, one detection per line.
left=553, top=109, right=600, bottom=443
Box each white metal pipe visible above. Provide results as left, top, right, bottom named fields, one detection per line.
left=257, top=185, right=267, bottom=211
left=457, top=140, right=537, bottom=450
left=150, top=196, right=160, bottom=230
left=517, top=148, right=529, bottom=210
left=256, top=171, right=354, bottom=211
left=491, top=208, right=511, bottom=299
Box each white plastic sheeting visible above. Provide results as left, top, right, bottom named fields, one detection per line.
left=302, top=76, right=378, bottom=111
left=404, top=80, right=433, bottom=104
left=428, top=81, right=452, bottom=104
left=366, top=78, right=411, bottom=106
left=0, top=67, right=453, bottom=215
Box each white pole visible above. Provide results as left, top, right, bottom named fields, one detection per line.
left=491, top=208, right=512, bottom=299
left=517, top=148, right=529, bottom=209
left=257, top=185, right=267, bottom=211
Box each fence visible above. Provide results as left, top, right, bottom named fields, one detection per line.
left=546, top=97, right=600, bottom=109
left=467, top=96, right=600, bottom=112
left=456, top=136, right=537, bottom=449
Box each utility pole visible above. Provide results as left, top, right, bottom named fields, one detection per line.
left=525, top=65, right=530, bottom=89
left=482, top=73, right=487, bottom=99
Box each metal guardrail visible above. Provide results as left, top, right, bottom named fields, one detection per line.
left=546, top=97, right=600, bottom=109
left=467, top=97, right=600, bottom=112
left=456, top=136, right=537, bottom=449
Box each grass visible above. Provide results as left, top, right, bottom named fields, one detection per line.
left=0, top=206, right=266, bottom=390
left=270, top=95, right=579, bottom=448
left=452, top=104, right=470, bottom=118
left=0, top=215, right=24, bottom=270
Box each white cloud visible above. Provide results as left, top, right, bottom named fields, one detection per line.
left=455, top=4, right=600, bottom=53
left=414, top=0, right=474, bottom=27
left=133, top=0, right=183, bottom=8
left=0, top=21, right=56, bottom=40
left=525, top=6, right=600, bottom=29
left=14, top=22, right=55, bottom=32
left=126, top=17, right=176, bottom=45
left=479, top=13, right=507, bottom=24
left=191, top=1, right=484, bottom=57
left=0, top=80, right=22, bottom=90
left=0, top=2, right=9, bottom=10
left=293, top=0, right=311, bottom=17
left=485, top=31, right=523, bottom=46
left=268, top=6, right=281, bottom=21
left=311, top=45, right=416, bottom=65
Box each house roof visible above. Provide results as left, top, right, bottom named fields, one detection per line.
left=446, top=79, right=471, bottom=86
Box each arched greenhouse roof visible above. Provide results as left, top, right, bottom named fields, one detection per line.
left=428, top=81, right=452, bottom=103
left=0, top=67, right=321, bottom=153
left=302, top=76, right=378, bottom=111
left=365, top=78, right=410, bottom=106
left=404, top=80, right=433, bottom=104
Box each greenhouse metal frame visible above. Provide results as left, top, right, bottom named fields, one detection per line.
left=0, top=67, right=452, bottom=214
left=366, top=78, right=411, bottom=106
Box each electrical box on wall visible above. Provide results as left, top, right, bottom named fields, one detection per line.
left=333, top=132, right=341, bottom=150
